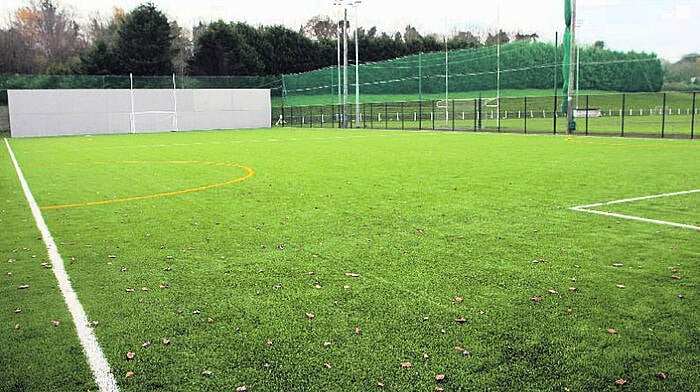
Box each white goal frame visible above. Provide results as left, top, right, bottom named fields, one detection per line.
left=129, top=73, right=178, bottom=134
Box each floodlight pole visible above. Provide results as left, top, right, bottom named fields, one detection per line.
left=334, top=1, right=342, bottom=127
left=353, top=1, right=361, bottom=128
left=566, top=0, right=577, bottom=134
left=343, top=7, right=349, bottom=128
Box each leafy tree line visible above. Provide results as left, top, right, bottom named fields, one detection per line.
left=0, top=1, right=535, bottom=77
left=0, top=0, right=670, bottom=95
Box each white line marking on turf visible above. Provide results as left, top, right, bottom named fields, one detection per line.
left=571, top=189, right=700, bottom=231
left=4, top=139, right=120, bottom=392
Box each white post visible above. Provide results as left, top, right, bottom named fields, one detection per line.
left=129, top=73, right=135, bottom=134
left=172, top=73, right=179, bottom=131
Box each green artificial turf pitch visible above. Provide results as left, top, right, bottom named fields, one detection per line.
left=1, top=129, right=698, bottom=391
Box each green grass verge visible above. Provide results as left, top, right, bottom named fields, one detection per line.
left=2, top=129, right=699, bottom=391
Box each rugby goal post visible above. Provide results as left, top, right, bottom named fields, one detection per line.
left=129, top=73, right=179, bottom=134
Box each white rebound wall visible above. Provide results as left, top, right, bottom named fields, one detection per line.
left=8, top=89, right=271, bottom=138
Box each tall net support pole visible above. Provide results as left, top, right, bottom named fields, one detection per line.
left=354, top=2, right=360, bottom=128
left=129, top=73, right=136, bottom=134
left=566, top=0, right=577, bottom=134
left=445, top=37, right=449, bottom=128
left=496, top=5, right=501, bottom=131
left=335, top=4, right=342, bottom=127
left=342, top=7, right=349, bottom=128
left=172, top=73, right=179, bottom=132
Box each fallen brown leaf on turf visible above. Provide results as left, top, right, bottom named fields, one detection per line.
left=657, top=372, right=668, bottom=380
left=612, top=263, right=623, bottom=267
left=125, top=371, right=135, bottom=378
left=435, top=374, right=446, bottom=382
left=354, top=327, right=362, bottom=335
left=18, top=285, right=29, bottom=290
left=162, top=338, right=171, bottom=346
left=345, top=272, right=361, bottom=278
left=266, top=339, right=273, bottom=346
left=235, top=386, right=248, bottom=392
left=670, top=268, right=679, bottom=273
left=400, top=362, right=412, bottom=368
left=108, top=255, right=117, bottom=259
left=616, top=284, right=626, bottom=289
left=142, top=341, right=151, bottom=348
left=671, top=275, right=681, bottom=280
left=548, top=289, right=558, bottom=295
left=201, top=370, right=212, bottom=377
left=126, top=352, right=135, bottom=360
left=88, top=320, right=99, bottom=328
left=453, top=296, right=463, bottom=303
left=207, top=317, right=214, bottom=324
left=13, top=307, right=21, bottom=314
left=531, top=296, right=542, bottom=302
left=125, top=288, right=135, bottom=293
left=323, top=341, right=332, bottom=348
left=305, top=312, right=315, bottom=319
left=435, top=387, right=445, bottom=392
left=141, top=287, right=149, bottom=291
left=532, top=259, right=548, bottom=264
left=454, top=318, right=467, bottom=323
left=607, top=328, right=618, bottom=335
left=192, top=310, right=201, bottom=315
left=314, top=284, right=322, bottom=289
left=423, top=353, right=430, bottom=360
left=565, top=308, right=573, bottom=314
left=614, top=379, right=627, bottom=386
left=159, top=284, right=169, bottom=289
left=51, top=319, right=60, bottom=327
left=376, top=381, right=385, bottom=388
left=343, top=285, right=351, bottom=289
left=569, top=287, right=578, bottom=292
left=323, top=363, right=332, bottom=369
left=677, top=294, right=685, bottom=299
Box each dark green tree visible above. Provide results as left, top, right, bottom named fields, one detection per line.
left=79, top=39, right=113, bottom=74
left=189, top=21, right=264, bottom=75
left=112, top=3, right=175, bottom=75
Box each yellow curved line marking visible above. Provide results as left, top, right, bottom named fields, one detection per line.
left=41, top=161, right=254, bottom=210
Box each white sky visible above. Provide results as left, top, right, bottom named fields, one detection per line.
left=1, top=0, right=698, bottom=62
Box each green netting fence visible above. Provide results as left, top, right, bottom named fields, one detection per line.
left=282, top=41, right=664, bottom=107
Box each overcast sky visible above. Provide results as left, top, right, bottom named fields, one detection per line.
left=2, top=0, right=697, bottom=62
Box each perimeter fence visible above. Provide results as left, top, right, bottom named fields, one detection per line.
left=273, top=91, right=698, bottom=139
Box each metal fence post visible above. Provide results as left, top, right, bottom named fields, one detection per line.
left=432, top=100, right=436, bottom=130
left=281, top=105, right=286, bottom=127
left=661, top=92, right=667, bottom=138
left=553, top=94, right=558, bottom=135
left=384, top=102, right=388, bottom=129
left=524, top=96, right=528, bottom=134
left=621, top=94, right=626, bottom=137
left=419, top=100, right=423, bottom=130
left=369, top=103, right=374, bottom=129
left=585, top=95, right=589, bottom=135
left=473, top=99, right=477, bottom=131
left=363, top=103, right=367, bottom=128
left=452, top=99, right=456, bottom=131
left=401, top=102, right=405, bottom=130
left=691, top=91, right=696, bottom=140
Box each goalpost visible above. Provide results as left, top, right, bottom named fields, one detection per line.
left=129, top=73, right=179, bottom=134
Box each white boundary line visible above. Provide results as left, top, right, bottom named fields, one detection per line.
left=3, top=139, right=120, bottom=392
left=571, top=189, right=700, bottom=231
